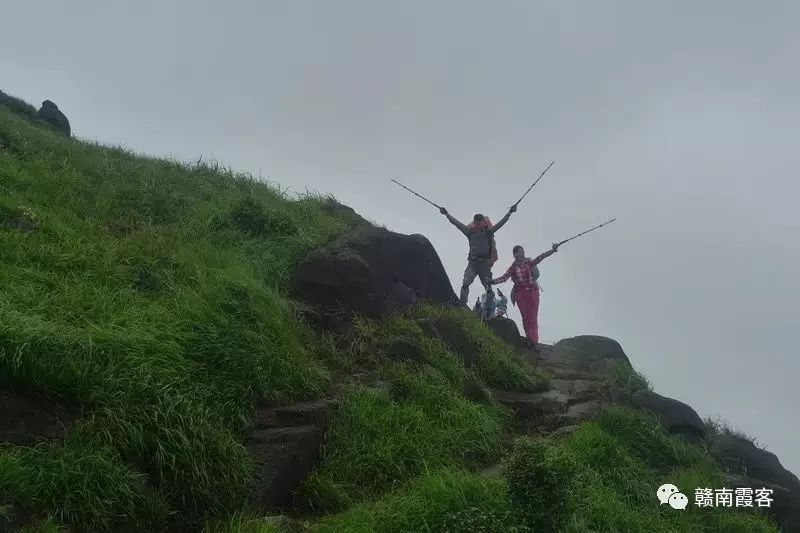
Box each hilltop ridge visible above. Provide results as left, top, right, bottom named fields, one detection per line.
left=1, top=93, right=797, bottom=532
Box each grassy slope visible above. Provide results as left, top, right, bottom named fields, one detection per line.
left=0, top=102, right=779, bottom=532
left=0, top=105, right=363, bottom=529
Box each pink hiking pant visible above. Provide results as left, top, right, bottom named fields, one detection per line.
left=516, top=287, right=541, bottom=344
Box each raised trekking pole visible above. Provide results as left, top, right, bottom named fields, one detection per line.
left=511, top=160, right=555, bottom=209
left=555, top=217, right=617, bottom=247
left=390, top=179, right=443, bottom=210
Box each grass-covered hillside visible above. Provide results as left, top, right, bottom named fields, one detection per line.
left=0, top=97, right=781, bottom=532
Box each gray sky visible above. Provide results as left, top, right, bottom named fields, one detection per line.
left=3, top=1, right=799, bottom=473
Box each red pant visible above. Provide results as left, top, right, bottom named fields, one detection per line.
left=516, top=287, right=541, bottom=344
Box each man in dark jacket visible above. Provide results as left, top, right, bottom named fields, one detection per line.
left=440, top=205, right=516, bottom=306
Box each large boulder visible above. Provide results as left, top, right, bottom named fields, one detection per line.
left=37, top=100, right=71, bottom=136
left=293, top=227, right=458, bottom=329
left=712, top=434, right=800, bottom=491
left=555, top=335, right=632, bottom=369
left=631, top=390, right=706, bottom=444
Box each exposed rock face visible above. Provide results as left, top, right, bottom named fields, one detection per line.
left=712, top=434, right=800, bottom=491
left=247, top=399, right=337, bottom=510
left=721, top=472, right=800, bottom=533
left=631, top=390, right=707, bottom=444
left=492, top=342, right=618, bottom=433
left=0, top=388, right=77, bottom=446
left=293, top=227, right=458, bottom=330
left=37, top=100, right=71, bottom=136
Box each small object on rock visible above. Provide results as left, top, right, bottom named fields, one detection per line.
left=631, top=390, right=706, bottom=444
left=37, top=100, right=71, bottom=136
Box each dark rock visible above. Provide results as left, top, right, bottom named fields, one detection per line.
left=248, top=399, right=336, bottom=510
left=0, top=388, right=77, bottom=446
left=492, top=389, right=567, bottom=421
left=485, top=317, right=527, bottom=348
left=416, top=317, right=478, bottom=368
left=385, top=338, right=425, bottom=363
left=247, top=425, right=328, bottom=510
left=712, top=434, right=800, bottom=491
left=293, top=226, right=458, bottom=329
left=555, top=335, right=632, bottom=370
left=253, top=399, right=337, bottom=429
left=722, top=472, right=800, bottom=533
left=631, top=390, right=706, bottom=444
left=37, top=100, right=71, bottom=136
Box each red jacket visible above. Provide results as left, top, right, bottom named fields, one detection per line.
left=493, top=249, right=556, bottom=303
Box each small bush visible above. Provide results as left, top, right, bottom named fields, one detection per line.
left=504, top=437, right=578, bottom=531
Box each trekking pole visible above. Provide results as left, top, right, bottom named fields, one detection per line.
left=512, top=160, right=555, bottom=209
left=555, top=217, right=617, bottom=247
left=390, top=179, right=443, bottom=210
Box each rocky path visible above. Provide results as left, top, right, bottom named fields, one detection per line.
left=491, top=336, right=630, bottom=438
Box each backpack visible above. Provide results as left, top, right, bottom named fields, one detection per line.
left=467, top=218, right=499, bottom=265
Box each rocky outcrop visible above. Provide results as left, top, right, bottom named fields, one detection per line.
left=631, top=390, right=707, bottom=444
left=293, top=227, right=458, bottom=330
left=247, top=399, right=337, bottom=510
left=721, top=472, right=800, bottom=533
left=37, top=100, right=71, bottom=136
left=555, top=335, right=632, bottom=370
left=493, top=342, right=618, bottom=434
left=712, top=434, right=800, bottom=491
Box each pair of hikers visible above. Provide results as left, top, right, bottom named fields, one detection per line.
left=440, top=206, right=558, bottom=348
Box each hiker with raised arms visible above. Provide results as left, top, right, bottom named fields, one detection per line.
left=491, top=243, right=559, bottom=350
left=439, top=205, right=516, bottom=306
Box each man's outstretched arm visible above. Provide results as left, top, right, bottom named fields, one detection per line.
left=439, top=207, right=469, bottom=235
left=490, top=205, right=517, bottom=233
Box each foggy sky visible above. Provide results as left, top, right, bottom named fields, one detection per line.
left=3, top=1, right=799, bottom=473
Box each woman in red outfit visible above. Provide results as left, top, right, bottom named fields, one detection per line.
left=491, top=243, right=559, bottom=349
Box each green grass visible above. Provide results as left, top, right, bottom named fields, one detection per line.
left=409, top=304, right=544, bottom=392
left=310, top=469, right=518, bottom=533
left=300, top=363, right=507, bottom=513
left=0, top=102, right=364, bottom=528
left=1, top=96, right=782, bottom=533
left=300, top=306, right=547, bottom=514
